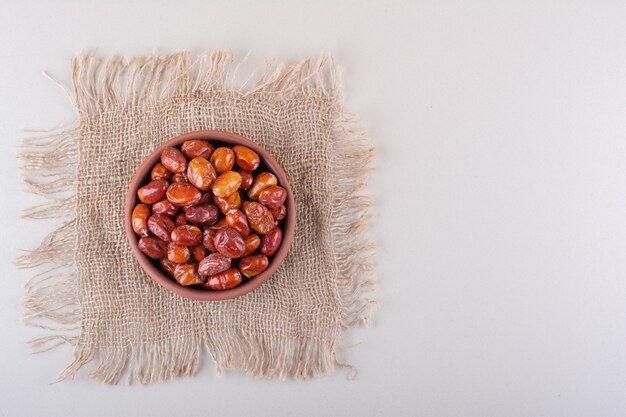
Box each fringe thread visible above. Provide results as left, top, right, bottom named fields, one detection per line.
left=17, top=127, right=81, bottom=357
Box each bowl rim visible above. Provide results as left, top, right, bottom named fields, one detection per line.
left=124, top=130, right=296, bottom=301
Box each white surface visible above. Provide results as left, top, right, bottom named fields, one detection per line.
left=2, top=1, right=626, bottom=416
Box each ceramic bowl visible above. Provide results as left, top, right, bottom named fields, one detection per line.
left=124, top=130, right=295, bottom=301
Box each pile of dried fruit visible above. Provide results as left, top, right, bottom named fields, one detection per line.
left=131, top=140, right=287, bottom=290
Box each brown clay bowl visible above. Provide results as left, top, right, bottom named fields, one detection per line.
left=124, top=130, right=295, bottom=301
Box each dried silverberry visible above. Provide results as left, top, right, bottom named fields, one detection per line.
left=138, top=179, right=168, bottom=204
left=258, top=186, right=287, bottom=210
left=151, top=162, right=173, bottom=181
left=132, top=203, right=151, bottom=237
left=161, top=147, right=187, bottom=173
left=268, top=204, right=286, bottom=222
left=160, top=257, right=177, bottom=276
left=187, top=157, right=216, bottom=191
left=212, top=171, right=242, bottom=198
left=239, top=255, right=269, bottom=278
left=152, top=199, right=179, bottom=217
left=243, top=202, right=275, bottom=235
left=147, top=214, right=175, bottom=241
left=259, top=227, right=282, bottom=256
left=173, top=263, right=205, bottom=286
left=171, top=173, right=186, bottom=183
left=247, top=172, right=277, bottom=201
left=242, top=233, right=261, bottom=256
left=168, top=243, right=191, bottom=263
left=171, top=225, right=202, bottom=246
left=210, top=147, right=235, bottom=174
left=232, top=145, right=260, bottom=172
left=225, top=209, right=250, bottom=237
left=181, top=140, right=213, bottom=160
left=203, top=268, right=242, bottom=290
left=185, top=204, right=219, bottom=226
left=175, top=212, right=189, bottom=226
left=213, top=227, right=245, bottom=258
left=214, top=192, right=241, bottom=215
left=138, top=237, right=168, bottom=259
left=166, top=182, right=202, bottom=206
left=198, top=191, right=213, bottom=204
left=198, top=253, right=231, bottom=276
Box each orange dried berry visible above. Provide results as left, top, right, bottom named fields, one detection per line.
left=168, top=243, right=191, bottom=263
left=152, top=199, right=179, bottom=217
left=259, top=227, right=282, bottom=256
left=138, top=179, right=168, bottom=204
left=147, top=214, right=175, bottom=241
left=184, top=204, right=219, bottom=226
left=187, top=157, right=216, bottom=191
left=210, top=147, right=235, bottom=174
left=258, top=186, right=287, bottom=210
left=232, top=145, right=260, bottom=172
left=268, top=204, right=286, bottom=222
left=198, top=253, right=231, bottom=276
left=213, top=227, right=246, bottom=258
left=138, top=237, right=169, bottom=259
left=166, top=182, right=202, bottom=206
left=215, top=218, right=228, bottom=228
left=171, top=225, right=203, bottom=246
left=173, top=263, right=205, bottom=286
left=151, top=162, right=173, bottom=181
left=242, top=233, right=261, bottom=256
left=202, top=228, right=218, bottom=252
left=197, top=191, right=213, bottom=204
left=203, top=268, right=242, bottom=290
left=171, top=172, right=186, bottom=183
left=175, top=212, right=189, bottom=226
left=239, top=255, right=269, bottom=278
left=181, top=140, right=213, bottom=160
left=247, top=172, right=277, bottom=201
left=224, top=209, right=250, bottom=238
left=214, top=192, right=241, bottom=215
left=161, top=147, right=187, bottom=173
left=132, top=203, right=151, bottom=237
left=212, top=171, right=242, bottom=198
left=243, top=202, right=275, bottom=235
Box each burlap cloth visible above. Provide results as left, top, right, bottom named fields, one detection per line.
left=17, top=51, right=375, bottom=384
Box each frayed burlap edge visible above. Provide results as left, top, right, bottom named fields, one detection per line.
left=16, top=127, right=80, bottom=356
left=16, top=51, right=376, bottom=383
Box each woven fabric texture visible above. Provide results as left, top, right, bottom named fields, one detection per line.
left=18, top=51, right=375, bottom=384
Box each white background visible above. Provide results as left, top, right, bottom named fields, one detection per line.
left=2, top=1, right=626, bottom=416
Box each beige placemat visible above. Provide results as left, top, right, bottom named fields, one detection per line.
left=17, top=50, right=375, bottom=384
